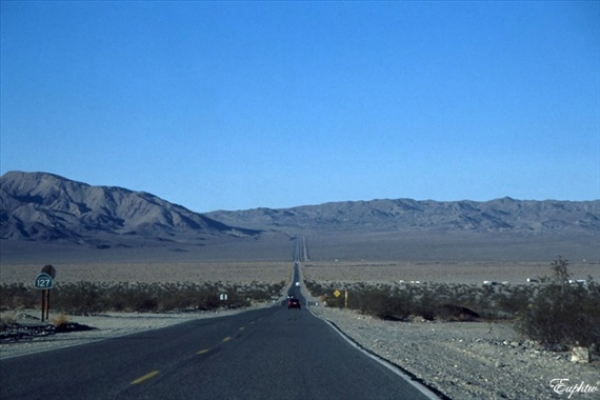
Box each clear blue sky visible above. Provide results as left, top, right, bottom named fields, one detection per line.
left=1, top=1, right=599, bottom=212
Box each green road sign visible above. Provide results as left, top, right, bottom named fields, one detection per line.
left=34, top=273, right=53, bottom=290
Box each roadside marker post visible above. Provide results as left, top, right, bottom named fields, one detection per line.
left=34, top=265, right=56, bottom=322
left=333, top=289, right=349, bottom=308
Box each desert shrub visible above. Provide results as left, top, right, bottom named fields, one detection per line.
left=436, top=304, right=480, bottom=321
left=378, top=286, right=414, bottom=320
left=308, top=258, right=598, bottom=351
left=356, top=285, right=387, bottom=316
left=346, top=283, right=485, bottom=321
left=0, top=283, right=38, bottom=310
left=74, top=282, right=155, bottom=313
left=515, top=257, right=600, bottom=349
left=304, top=281, right=325, bottom=297
left=305, top=280, right=343, bottom=307
left=240, top=281, right=285, bottom=303
left=549, top=255, right=571, bottom=283
left=493, top=285, right=536, bottom=317
left=52, top=282, right=107, bottom=315
left=323, top=292, right=346, bottom=308
left=414, top=288, right=437, bottom=320
left=155, top=282, right=199, bottom=311
left=517, top=281, right=600, bottom=348
left=1, top=280, right=285, bottom=315
left=308, top=280, right=540, bottom=322
left=50, top=314, right=70, bottom=327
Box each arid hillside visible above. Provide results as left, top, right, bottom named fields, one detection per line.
left=1, top=171, right=598, bottom=263
left=207, top=197, right=600, bottom=234
left=0, top=171, right=259, bottom=243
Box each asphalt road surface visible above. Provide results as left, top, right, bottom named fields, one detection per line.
left=1, top=262, right=438, bottom=400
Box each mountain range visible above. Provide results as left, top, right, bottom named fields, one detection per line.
left=206, top=197, right=600, bottom=234
left=1, top=171, right=598, bottom=262
left=0, top=171, right=258, bottom=243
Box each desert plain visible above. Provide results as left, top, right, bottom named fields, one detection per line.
left=0, top=261, right=293, bottom=284
left=1, top=259, right=597, bottom=286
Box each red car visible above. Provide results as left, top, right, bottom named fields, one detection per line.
left=287, top=298, right=301, bottom=309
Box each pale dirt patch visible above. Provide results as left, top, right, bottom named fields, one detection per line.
left=0, top=261, right=292, bottom=284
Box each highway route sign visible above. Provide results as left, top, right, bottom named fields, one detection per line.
left=34, top=273, right=53, bottom=290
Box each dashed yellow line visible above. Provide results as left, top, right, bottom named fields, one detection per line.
left=130, top=370, right=159, bottom=385
left=131, top=329, right=247, bottom=385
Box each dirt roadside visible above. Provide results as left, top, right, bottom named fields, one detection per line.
left=308, top=305, right=599, bottom=400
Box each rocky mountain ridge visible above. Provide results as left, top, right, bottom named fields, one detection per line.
left=207, top=197, right=600, bottom=234
left=0, top=171, right=257, bottom=244
left=1, top=171, right=599, bottom=249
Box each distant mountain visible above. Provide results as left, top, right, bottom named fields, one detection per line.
left=1, top=171, right=599, bottom=253
left=206, top=197, right=600, bottom=235
left=0, top=171, right=258, bottom=245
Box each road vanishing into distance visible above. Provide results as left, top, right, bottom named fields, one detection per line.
left=1, top=241, right=438, bottom=400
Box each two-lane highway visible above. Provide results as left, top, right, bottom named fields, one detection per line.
left=1, top=259, right=438, bottom=399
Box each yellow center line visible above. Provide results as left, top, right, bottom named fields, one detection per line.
left=197, top=349, right=210, bottom=355
left=130, top=370, right=159, bottom=385
left=222, top=336, right=232, bottom=342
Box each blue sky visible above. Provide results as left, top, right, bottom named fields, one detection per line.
left=1, top=1, right=599, bottom=212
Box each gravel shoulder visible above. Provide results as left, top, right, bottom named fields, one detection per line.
left=308, top=304, right=599, bottom=400
left=295, top=266, right=600, bottom=400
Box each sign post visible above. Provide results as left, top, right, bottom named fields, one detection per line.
left=34, top=265, right=56, bottom=322
left=333, top=289, right=348, bottom=308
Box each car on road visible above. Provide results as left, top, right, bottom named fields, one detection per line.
left=287, top=298, right=301, bottom=309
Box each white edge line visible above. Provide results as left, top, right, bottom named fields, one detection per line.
left=305, top=302, right=443, bottom=400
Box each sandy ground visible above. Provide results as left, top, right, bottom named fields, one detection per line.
left=311, top=307, right=600, bottom=400
left=0, top=261, right=292, bottom=284
left=302, top=260, right=599, bottom=284
left=2, top=260, right=597, bottom=286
